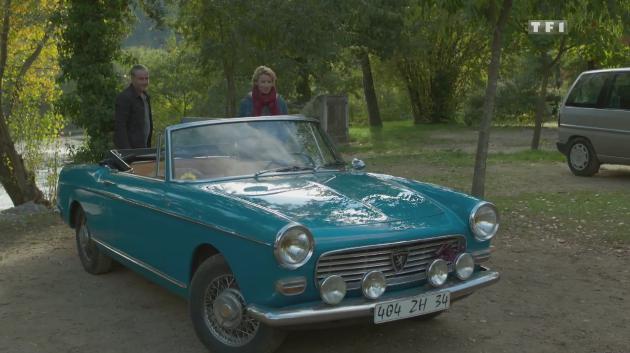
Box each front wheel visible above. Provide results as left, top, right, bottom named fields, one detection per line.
left=567, top=138, right=600, bottom=176
left=75, top=208, right=113, bottom=274
left=189, top=255, right=286, bottom=353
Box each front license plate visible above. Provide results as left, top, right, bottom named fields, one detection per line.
left=374, top=291, right=450, bottom=324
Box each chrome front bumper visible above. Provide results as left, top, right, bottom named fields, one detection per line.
left=247, top=268, right=499, bottom=327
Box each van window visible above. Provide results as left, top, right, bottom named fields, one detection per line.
left=605, top=72, right=630, bottom=110
left=565, top=73, right=608, bottom=108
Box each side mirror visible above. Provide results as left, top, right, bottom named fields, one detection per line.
left=351, top=158, right=366, bottom=170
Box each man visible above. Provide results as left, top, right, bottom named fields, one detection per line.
left=114, top=65, right=153, bottom=149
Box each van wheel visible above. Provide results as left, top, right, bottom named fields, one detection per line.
left=567, top=138, right=599, bottom=176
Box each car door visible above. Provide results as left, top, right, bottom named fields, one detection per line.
left=562, top=72, right=614, bottom=157
left=600, top=71, right=630, bottom=160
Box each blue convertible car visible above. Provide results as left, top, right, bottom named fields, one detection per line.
left=57, top=116, right=499, bottom=353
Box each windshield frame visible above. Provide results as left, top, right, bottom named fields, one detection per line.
left=164, top=116, right=345, bottom=183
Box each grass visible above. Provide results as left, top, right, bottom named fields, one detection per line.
left=496, top=191, right=630, bottom=245
left=342, top=120, right=563, bottom=164
left=351, top=149, right=562, bottom=171
left=341, top=121, right=467, bottom=155
left=342, top=120, right=629, bottom=246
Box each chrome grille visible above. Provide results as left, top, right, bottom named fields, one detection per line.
left=316, top=236, right=465, bottom=291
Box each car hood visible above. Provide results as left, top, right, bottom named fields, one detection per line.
left=200, top=172, right=446, bottom=228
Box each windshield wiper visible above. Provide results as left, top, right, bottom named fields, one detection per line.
left=254, top=165, right=315, bottom=178
left=315, top=160, right=347, bottom=170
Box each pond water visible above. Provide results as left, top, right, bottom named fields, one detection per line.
left=0, top=133, right=84, bottom=211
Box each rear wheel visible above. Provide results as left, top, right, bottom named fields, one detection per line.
left=75, top=208, right=113, bottom=274
left=567, top=137, right=600, bottom=176
left=189, top=255, right=286, bottom=353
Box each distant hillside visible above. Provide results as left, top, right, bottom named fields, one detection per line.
left=123, top=4, right=171, bottom=48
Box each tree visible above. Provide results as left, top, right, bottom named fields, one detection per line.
left=340, top=0, right=406, bottom=127
left=57, top=0, right=132, bottom=161
left=178, top=0, right=347, bottom=115
left=394, top=2, right=488, bottom=124
left=518, top=0, right=630, bottom=150
left=125, top=39, right=211, bottom=133
left=471, top=0, right=512, bottom=198
left=177, top=0, right=258, bottom=117
left=0, top=0, right=60, bottom=206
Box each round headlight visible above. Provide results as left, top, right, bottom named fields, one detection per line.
left=427, top=259, right=448, bottom=287
left=320, top=275, right=346, bottom=305
left=274, top=224, right=314, bottom=269
left=455, top=253, right=475, bottom=280
left=362, top=271, right=387, bottom=299
left=470, top=202, right=499, bottom=241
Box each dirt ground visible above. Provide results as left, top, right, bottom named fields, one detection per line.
left=1, top=127, right=629, bottom=353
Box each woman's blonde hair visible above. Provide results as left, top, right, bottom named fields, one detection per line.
left=251, top=66, right=277, bottom=85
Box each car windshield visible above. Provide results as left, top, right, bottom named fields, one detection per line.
left=169, top=119, right=343, bottom=181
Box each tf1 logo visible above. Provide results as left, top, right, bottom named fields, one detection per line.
left=528, top=20, right=568, bottom=34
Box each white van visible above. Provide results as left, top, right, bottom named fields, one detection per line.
left=557, top=68, right=630, bottom=176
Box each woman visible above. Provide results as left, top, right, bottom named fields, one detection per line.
left=239, top=66, right=288, bottom=117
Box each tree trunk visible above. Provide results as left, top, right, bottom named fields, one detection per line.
left=471, top=0, right=512, bottom=198
left=358, top=50, right=382, bottom=127
left=531, top=68, right=550, bottom=150
left=0, top=115, right=47, bottom=206
left=0, top=0, right=47, bottom=207
left=406, top=82, right=424, bottom=124
left=296, top=66, right=311, bottom=106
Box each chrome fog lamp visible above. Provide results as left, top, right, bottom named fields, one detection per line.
left=274, top=224, right=314, bottom=269
left=427, top=259, right=449, bottom=287
left=470, top=202, right=500, bottom=241
left=361, top=271, right=387, bottom=299
left=320, top=275, right=346, bottom=305
left=454, top=253, right=475, bottom=280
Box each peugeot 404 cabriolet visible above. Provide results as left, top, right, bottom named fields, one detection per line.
left=57, top=116, right=500, bottom=353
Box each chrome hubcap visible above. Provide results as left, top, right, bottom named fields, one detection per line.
left=213, top=289, right=243, bottom=329
left=570, top=143, right=589, bottom=170
left=203, top=275, right=259, bottom=347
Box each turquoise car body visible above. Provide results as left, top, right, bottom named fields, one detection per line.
left=57, top=116, right=497, bottom=321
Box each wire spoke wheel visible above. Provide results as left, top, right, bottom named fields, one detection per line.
left=78, top=223, right=95, bottom=263
left=202, top=274, right=260, bottom=347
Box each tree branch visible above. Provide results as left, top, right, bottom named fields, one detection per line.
left=0, top=0, right=12, bottom=86
left=550, top=36, right=568, bottom=67
left=5, top=24, right=53, bottom=119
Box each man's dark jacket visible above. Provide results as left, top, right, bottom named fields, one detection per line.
left=114, top=85, right=153, bottom=149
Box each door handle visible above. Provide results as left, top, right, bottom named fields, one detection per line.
left=99, top=180, right=115, bottom=187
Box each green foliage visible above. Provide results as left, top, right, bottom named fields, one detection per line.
left=0, top=0, right=64, bottom=205
left=393, top=2, right=489, bottom=124
left=462, top=54, right=562, bottom=126
left=56, top=0, right=132, bottom=162
left=123, top=39, right=211, bottom=133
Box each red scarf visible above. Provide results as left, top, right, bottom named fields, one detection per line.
left=252, top=85, right=280, bottom=116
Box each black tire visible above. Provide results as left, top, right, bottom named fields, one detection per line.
left=190, top=255, right=286, bottom=353
left=75, top=208, right=113, bottom=274
left=567, top=137, right=600, bottom=176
